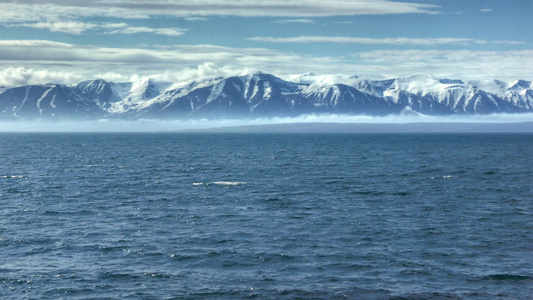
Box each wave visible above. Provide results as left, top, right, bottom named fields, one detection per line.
left=193, top=181, right=247, bottom=186
left=482, top=274, right=532, bottom=281
left=1, top=175, right=25, bottom=179
left=212, top=181, right=247, bottom=186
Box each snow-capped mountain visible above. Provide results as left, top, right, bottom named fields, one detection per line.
left=353, top=74, right=528, bottom=114
left=0, top=84, right=105, bottom=120
left=300, top=82, right=397, bottom=115
left=73, top=78, right=172, bottom=114
left=0, top=72, right=531, bottom=120
left=74, top=79, right=124, bottom=109
left=135, top=72, right=314, bottom=119
left=468, top=79, right=533, bottom=111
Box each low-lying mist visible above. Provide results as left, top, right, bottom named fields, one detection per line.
left=0, top=113, right=532, bottom=133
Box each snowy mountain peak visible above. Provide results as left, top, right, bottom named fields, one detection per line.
left=1, top=72, right=531, bottom=120
left=510, top=79, right=532, bottom=90
left=290, top=73, right=361, bottom=87
left=388, top=74, right=469, bottom=96
left=130, top=79, right=157, bottom=101
left=403, top=73, right=437, bottom=80
left=394, top=73, right=438, bottom=86
left=0, top=83, right=105, bottom=120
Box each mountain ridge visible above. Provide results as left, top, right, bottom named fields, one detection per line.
left=0, top=72, right=531, bottom=120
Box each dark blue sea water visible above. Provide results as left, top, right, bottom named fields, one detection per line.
left=1, top=133, right=532, bottom=299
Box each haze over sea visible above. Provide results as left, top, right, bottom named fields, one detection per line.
left=1, top=131, right=532, bottom=299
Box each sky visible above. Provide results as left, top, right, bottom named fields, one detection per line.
left=0, top=0, right=531, bottom=87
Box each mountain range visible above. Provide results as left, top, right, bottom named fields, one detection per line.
left=0, top=72, right=531, bottom=120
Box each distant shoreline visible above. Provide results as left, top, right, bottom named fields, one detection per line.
left=0, top=121, right=531, bottom=133
left=188, top=122, right=533, bottom=133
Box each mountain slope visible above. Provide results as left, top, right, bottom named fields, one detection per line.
left=353, top=74, right=528, bottom=115
left=136, top=72, right=314, bottom=119
left=0, top=84, right=105, bottom=120
left=301, top=83, right=398, bottom=115
left=1, top=72, right=532, bottom=120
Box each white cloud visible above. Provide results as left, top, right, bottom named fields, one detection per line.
left=6, top=21, right=187, bottom=36
left=7, top=21, right=97, bottom=35
left=273, top=19, right=315, bottom=24
left=0, top=66, right=85, bottom=86
left=0, top=41, right=531, bottom=87
left=184, top=17, right=209, bottom=21
left=480, top=8, right=493, bottom=13
left=351, top=49, right=533, bottom=81
left=248, top=36, right=526, bottom=45
left=0, top=40, right=72, bottom=48
left=0, top=64, right=249, bottom=88
left=105, top=26, right=187, bottom=36
left=0, top=0, right=439, bottom=23
left=158, top=63, right=262, bottom=87
left=0, top=40, right=339, bottom=85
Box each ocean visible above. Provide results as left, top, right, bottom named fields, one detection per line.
left=0, top=132, right=531, bottom=299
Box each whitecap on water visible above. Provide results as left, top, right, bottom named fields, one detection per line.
left=193, top=181, right=247, bottom=186
left=430, top=175, right=454, bottom=179
left=212, top=181, right=247, bottom=186
left=1, top=175, right=25, bottom=179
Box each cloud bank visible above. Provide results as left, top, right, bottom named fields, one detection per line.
left=0, top=1, right=439, bottom=23
left=7, top=22, right=187, bottom=36
left=0, top=113, right=531, bottom=133
left=272, top=19, right=316, bottom=24
left=0, top=39, right=531, bottom=87
left=351, top=49, right=533, bottom=81
left=0, top=1, right=527, bottom=87
left=249, top=36, right=525, bottom=45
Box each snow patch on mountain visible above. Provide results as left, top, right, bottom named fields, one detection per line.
left=287, top=72, right=359, bottom=87
left=469, top=79, right=533, bottom=110
left=1, top=72, right=531, bottom=120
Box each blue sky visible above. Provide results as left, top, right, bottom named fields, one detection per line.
left=0, top=0, right=531, bottom=86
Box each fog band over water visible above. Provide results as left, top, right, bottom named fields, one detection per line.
left=0, top=113, right=532, bottom=132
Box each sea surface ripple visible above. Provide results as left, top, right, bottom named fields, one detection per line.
left=0, top=133, right=532, bottom=299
